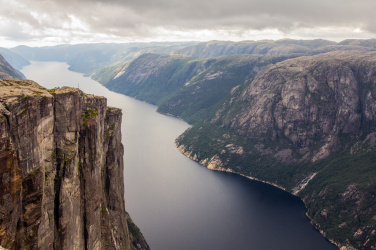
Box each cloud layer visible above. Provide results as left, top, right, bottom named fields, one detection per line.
left=1, top=0, right=375, bottom=46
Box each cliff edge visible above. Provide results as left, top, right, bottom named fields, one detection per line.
left=0, top=79, right=148, bottom=249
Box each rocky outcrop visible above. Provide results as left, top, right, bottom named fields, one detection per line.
left=0, top=80, right=148, bottom=249
left=216, top=51, right=376, bottom=161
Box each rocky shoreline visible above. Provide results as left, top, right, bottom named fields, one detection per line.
left=175, top=141, right=354, bottom=250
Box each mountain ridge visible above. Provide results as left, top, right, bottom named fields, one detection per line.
left=172, top=39, right=376, bottom=58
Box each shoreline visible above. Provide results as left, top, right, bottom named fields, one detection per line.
left=174, top=141, right=348, bottom=250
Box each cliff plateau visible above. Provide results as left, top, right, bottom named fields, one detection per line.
left=0, top=80, right=148, bottom=249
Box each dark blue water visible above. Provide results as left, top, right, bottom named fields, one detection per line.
left=22, top=61, right=337, bottom=250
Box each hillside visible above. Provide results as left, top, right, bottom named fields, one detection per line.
left=157, top=54, right=299, bottom=123
left=175, top=51, right=376, bottom=249
left=0, top=54, right=25, bottom=80
left=0, top=48, right=30, bottom=71
left=94, top=53, right=202, bottom=104
left=94, top=53, right=302, bottom=120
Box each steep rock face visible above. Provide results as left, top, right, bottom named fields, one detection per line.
left=0, top=80, right=148, bottom=249
left=216, top=51, right=376, bottom=161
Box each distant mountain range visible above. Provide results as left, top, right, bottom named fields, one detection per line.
left=172, top=39, right=376, bottom=58
left=1, top=42, right=199, bottom=75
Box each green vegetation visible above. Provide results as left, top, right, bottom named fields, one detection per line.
left=47, top=88, right=58, bottom=95
left=63, top=156, right=75, bottom=164
left=101, top=53, right=298, bottom=124
left=177, top=124, right=313, bottom=189
left=300, top=150, right=376, bottom=247
left=101, top=206, right=106, bottom=214
left=177, top=123, right=376, bottom=248
left=25, top=167, right=41, bottom=179
left=32, top=90, right=43, bottom=95
left=78, top=162, right=82, bottom=171
left=106, top=54, right=198, bottom=105
left=82, top=108, right=98, bottom=126
left=127, top=219, right=142, bottom=239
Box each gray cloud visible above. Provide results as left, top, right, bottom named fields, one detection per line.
left=0, top=0, right=375, bottom=45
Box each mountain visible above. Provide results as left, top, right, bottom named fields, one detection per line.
left=172, top=39, right=376, bottom=58
left=339, top=39, right=376, bottom=48
left=0, top=80, right=148, bottom=249
left=5, top=39, right=374, bottom=249
left=0, top=48, right=30, bottom=70
left=175, top=51, right=376, bottom=249
left=157, top=54, right=299, bottom=123
left=94, top=53, right=301, bottom=119
left=0, top=54, right=25, bottom=80
left=10, top=42, right=198, bottom=75
left=91, top=42, right=376, bottom=248
left=94, top=53, right=201, bottom=104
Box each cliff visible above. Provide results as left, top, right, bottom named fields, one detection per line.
left=0, top=80, right=148, bottom=249
left=175, top=51, right=376, bottom=249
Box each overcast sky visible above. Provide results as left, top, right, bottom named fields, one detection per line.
left=1, top=0, right=375, bottom=47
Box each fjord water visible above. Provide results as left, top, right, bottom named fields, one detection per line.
left=21, top=61, right=337, bottom=250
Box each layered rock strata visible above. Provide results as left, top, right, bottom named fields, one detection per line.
left=0, top=79, right=148, bottom=249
